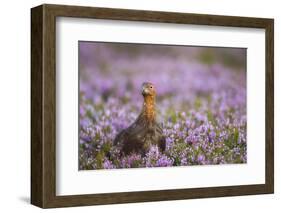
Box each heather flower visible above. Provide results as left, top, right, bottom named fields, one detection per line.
left=103, top=159, right=115, bottom=169
left=156, top=155, right=174, bottom=167
left=197, top=154, right=205, bottom=164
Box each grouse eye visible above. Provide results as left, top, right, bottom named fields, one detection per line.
left=150, top=86, right=153, bottom=89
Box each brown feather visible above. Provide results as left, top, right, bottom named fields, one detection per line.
left=114, top=82, right=166, bottom=156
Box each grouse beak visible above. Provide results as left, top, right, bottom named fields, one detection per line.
left=142, top=88, right=149, bottom=96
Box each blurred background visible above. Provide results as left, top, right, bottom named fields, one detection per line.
left=79, top=42, right=246, bottom=107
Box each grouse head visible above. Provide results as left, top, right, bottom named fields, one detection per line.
left=141, top=82, right=156, bottom=97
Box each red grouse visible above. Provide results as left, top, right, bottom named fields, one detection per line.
left=114, top=82, right=166, bottom=156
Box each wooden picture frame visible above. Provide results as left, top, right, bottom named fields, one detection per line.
left=31, top=4, right=274, bottom=208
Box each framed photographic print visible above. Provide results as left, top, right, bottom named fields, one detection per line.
left=31, top=4, right=274, bottom=208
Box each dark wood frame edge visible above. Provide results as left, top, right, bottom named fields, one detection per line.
left=31, top=4, right=274, bottom=208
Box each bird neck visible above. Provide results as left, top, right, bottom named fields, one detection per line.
left=142, top=95, right=156, bottom=122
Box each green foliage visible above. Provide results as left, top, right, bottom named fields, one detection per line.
left=198, top=50, right=215, bottom=65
